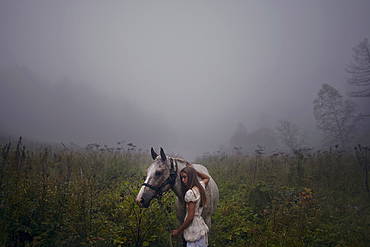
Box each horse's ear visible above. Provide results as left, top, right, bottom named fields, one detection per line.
left=160, top=147, right=167, bottom=161
left=151, top=147, right=158, bottom=160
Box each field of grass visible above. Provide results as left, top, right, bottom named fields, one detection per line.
left=199, top=146, right=370, bottom=246
left=1, top=137, right=369, bottom=246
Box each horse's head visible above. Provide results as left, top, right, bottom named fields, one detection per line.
left=136, top=147, right=176, bottom=208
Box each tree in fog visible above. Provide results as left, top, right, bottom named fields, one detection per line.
left=230, top=124, right=280, bottom=154
left=313, top=83, right=364, bottom=149
left=246, top=127, right=280, bottom=153
left=229, top=123, right=248, bottom=150
left=346, top=38, right=370, bottom=97
left=275, top=119, right=308, bottom=151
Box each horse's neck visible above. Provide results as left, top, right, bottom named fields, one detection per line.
left=171, top=158, right=187, bottom=201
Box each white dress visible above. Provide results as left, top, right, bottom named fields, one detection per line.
left=183, top=181, right=209, bottom=243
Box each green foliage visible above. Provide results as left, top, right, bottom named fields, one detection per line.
left=198, top=148, right=370, bottom=246
left=0, top=138, right=173, bottom=246
left=1, top=137, right=369, bottom=246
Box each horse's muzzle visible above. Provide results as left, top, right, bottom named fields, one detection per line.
left=137, top=193, right=153, bottom=208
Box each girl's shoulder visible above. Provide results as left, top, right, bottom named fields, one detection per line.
left=185, top=186, right=200, bottom=203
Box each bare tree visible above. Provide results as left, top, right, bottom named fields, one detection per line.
left=346, top=38, right=370, bottom=97
left=313, top=83, right=364, bottom=149
left=275, top=119, right=308, bottom=151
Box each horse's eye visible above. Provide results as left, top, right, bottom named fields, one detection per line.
left=155, top=171, right=162, bottom=177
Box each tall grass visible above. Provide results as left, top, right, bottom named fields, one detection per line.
left=197, top=147, right=370, bottom=246
left=0, top=137, right=175, bottom=246
left=1, top=138, right=369, bottom=246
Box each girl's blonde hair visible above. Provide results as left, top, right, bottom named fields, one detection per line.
left=180, top=166, right=207, bottom=207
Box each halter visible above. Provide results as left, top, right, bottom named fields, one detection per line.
left=142, top=158, right=177, bottom=197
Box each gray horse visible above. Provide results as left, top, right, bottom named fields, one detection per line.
left=136, top=147, right=219, bottom=246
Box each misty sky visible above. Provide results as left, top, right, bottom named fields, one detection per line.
left=1, top=1, right=370, bottom=160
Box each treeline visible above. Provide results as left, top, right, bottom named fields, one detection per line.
left=226, top=38, right=370, bottom=156
left=226, top=82, right=370, bottom=156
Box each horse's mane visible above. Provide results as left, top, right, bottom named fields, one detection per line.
left=173, top=157, right=188, bottom=163
left=173, top=158, right=195, bottom=174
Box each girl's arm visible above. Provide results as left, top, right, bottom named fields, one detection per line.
left=186, top=163, right=210, bottom=186
left=172, top=202, right=195, bottom=238
left=196, top=169, right=210, bottom=186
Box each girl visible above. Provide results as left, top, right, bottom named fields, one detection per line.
left=172, top=164, right=210, bottom=246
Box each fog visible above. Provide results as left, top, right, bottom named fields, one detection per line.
left=1, top=1, right=370, bottom=160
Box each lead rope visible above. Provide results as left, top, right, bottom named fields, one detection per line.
left=158, top=196, right=178, bottom=247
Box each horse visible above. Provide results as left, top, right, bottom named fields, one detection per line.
left=136, top=147, right=219, bottom=246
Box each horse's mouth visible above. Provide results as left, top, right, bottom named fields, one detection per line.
left=137, top=197, right=152, bottom=208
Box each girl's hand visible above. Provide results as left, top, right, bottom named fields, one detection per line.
left=172, top=230, right=180, bottom=238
